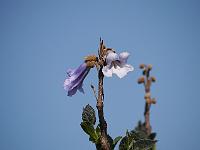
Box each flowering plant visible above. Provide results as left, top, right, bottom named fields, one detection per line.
left=64, top=39, right=157, bottom=150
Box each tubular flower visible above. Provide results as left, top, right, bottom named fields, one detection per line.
left=64, top=63, right=90, bottom=96
left=102, top=51, right=134, bottom=78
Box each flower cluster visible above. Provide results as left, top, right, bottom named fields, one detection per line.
left=64, top=49, right=134, bottom=96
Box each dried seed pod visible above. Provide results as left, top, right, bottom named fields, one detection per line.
left=140, top=64, right=145, bottom=69
left=138, top=77, right=145, bottom=84
left=151, top=76, right=156, bottom=82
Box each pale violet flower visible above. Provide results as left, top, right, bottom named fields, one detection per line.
left=64, top=63, right=90, bottom=96
left=102, top=51, right=134, bottom=78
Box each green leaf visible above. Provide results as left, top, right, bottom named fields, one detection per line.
left=112, top=136, right=122, bottom=149
left=148, top=133, right=156, bottom=140
left=119, top=130, right=131, bottom=150
left=134, top=139, right=156, bottom=150
left=82, top=104, right=96, bottom=125
left=127, top=140, right=134, bottom=150
left=152, top=144, right=156, bottom=150
left=119, top=129, right=157, bottom=150
left=80, top=122, right=99, bottom=143
left=95, top=125, right=101, bottom=138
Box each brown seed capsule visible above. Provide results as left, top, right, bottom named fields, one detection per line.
left=151, top=76, right=156, bottom=82
left=138, top=77, right=145, bottom=84
left=139, top=64, right=145, bottom=69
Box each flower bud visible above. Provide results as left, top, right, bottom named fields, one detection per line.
left=143, top=70, right=146, bottom=75
left=151, top=98, right=156, bottom=104
left=151, top=76, right=156, bottom=82
left=139, top=64, right=145, bottom=69
left=138, top=77, right=145, bottom=84
left=147, top=64, right=152, bottom=70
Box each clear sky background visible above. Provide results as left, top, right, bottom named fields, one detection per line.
left=0, top=0, right=200, bottom=150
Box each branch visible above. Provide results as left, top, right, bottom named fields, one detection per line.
left=96, top=39, right=110, bottom=150
left=138, top=64, right=156, bottom=135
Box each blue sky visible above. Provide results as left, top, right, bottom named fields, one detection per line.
left=0, top=0, right=200, bottom=149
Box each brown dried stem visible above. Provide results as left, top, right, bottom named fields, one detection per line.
left=96, top=39, right=110, bottom=150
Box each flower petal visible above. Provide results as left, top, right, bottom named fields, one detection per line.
left=77, top=80, right=85, bottom=93
left=112, top=64, right=134, bottom=78
left=66, top=69, right=75, bottom=77
left=106, top=52, right=119, bottom=66
left=119, top=52, right=130, bottom=64
left=67, top=87, right=78, bottom=96
left=64, top=63, right=90, bottom=96
left=102, top=66, right=113, bottom=77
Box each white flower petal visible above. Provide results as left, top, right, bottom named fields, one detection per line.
left=102, top=66, right=113, bottom=77
left=119, top=52, right=130, bottom=64
left=112, top=64, right=134, bottom=78
left=106, top=52, right=119, bottom=65
left=111, top=66, right=124, bottom=78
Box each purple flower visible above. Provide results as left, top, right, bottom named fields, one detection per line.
left=64, top=63, right=90, bottom=96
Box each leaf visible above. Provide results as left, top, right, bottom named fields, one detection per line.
left=112, top=136, right=122, bottom=149
left=80, top=122, right=99, bottom=143
left=82, top=104, right=96, bottom=125
left=134, top=139, right=156, bottom=150
left=148, top=133, right=156, bottom=140
left=119, top=130, right=132, bottom=150
left=119, top=136, right=129, bottom=150
left=127, top=140, right=134, bottom=150
left=119, top=129, right=157, bottom=150
left=96, top=125, right=101, bottom=138
left=152, top=144, right=156, bottom=150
